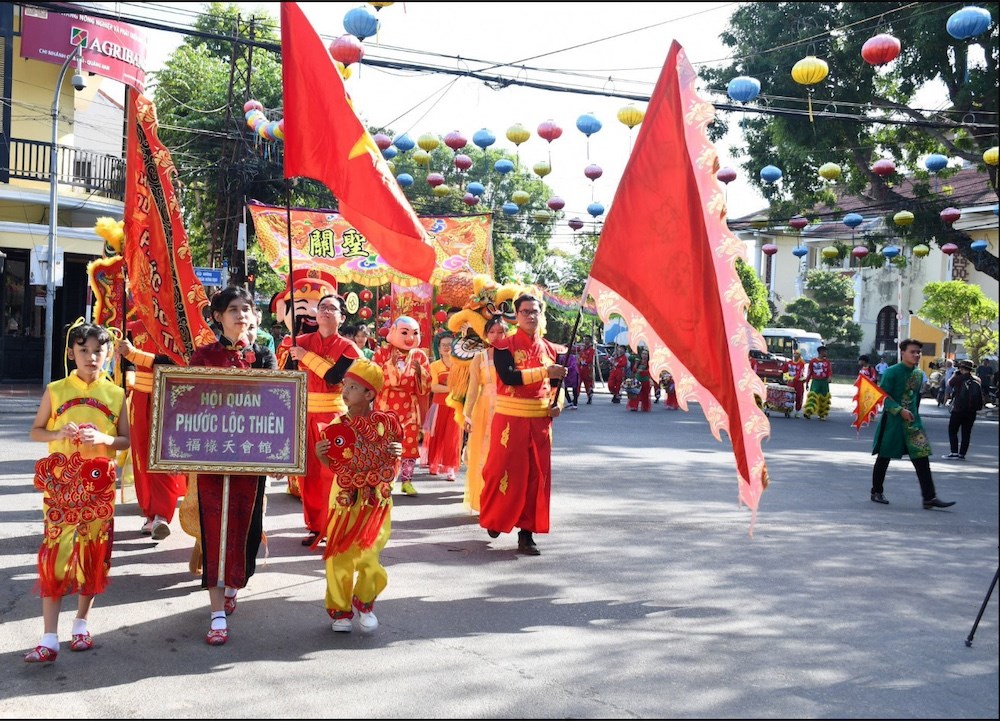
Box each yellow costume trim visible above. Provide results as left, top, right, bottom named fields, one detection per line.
left=302, top=351, right=334, bottom=378
left=308, top=391, right=348, bottom=414
left=495, top=396, right=550, bottom=418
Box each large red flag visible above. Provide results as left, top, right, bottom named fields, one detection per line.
left=280, top=2, right=435, bottom=283
left=587, top=42, right=770, bottom=523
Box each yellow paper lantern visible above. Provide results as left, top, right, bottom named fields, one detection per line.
left=984, top=146, right=999, bottom=166
left=417, top=133, right=440, bottom=152
left=511, top=190, right=531, bottom=206
left=412, top=148, right=431, bottom=166
left=432, top=184, right=451, bottom=198
left=617, top=104, right=645, bottom=129
left=531, top=209, right=554, bottom=224
left=506, top=124, right=530, bottom=146
left=818, top=162, right=842, bottom=181
left=821, top=246, right=840, bottom=259
left=750, top=214, right=769, bottom=230
left=369, top=2, right=394, bottom=8
left=912, top=243, right=930, bottom=257
left=791, top=56, right=829, bottom=123
left=893, top=210, right=914, bottom=227
left=532, top=161, right=551, bottom=178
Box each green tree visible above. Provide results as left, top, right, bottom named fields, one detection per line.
left=735, top=257, right=772, bottom=329
left=918, top=281, right=999, bottom=363
left=776, top=269, right=861, bottom=355
left=700, top=2, right=998, bottom=280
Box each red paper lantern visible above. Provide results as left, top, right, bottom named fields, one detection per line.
left=861, top=34, right=901, bottom=66
left=568, top=217, right=584, bottom=231
left=427, top=172, right=445, bottom=187
left=940, top=243, right=959, bottom=256
left=433, top=310, right=448, bottom=323
left=378, top=325, right=390, bottom=338
left=436, top=295, right=446, bottom=306
left=717, top=167, right=737, bottom=184
left=872, top=159, right=896, bottom=177
left=359, top=288, right=373, bottom=303
left=443, top=130, right=467, bottom=152
left=454, top=154, right=473, bottom=171
left=537, top=119, right=563, bottom=143
left=939, top=207, right=961, bottom=225
left=358, top=307, right=372, bottom=320
left=789, top=215, right=809, bottom=230
left=851, top=246, right=870, bottom=259
left=761, top=244, right=779, bottom=256
left=329, top=35, right=364, bottom=67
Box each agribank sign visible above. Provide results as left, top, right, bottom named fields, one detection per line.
left=20, top=6, right=147, bottom=92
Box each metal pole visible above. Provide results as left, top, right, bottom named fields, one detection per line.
left=43, top=46, right=83, bottom=387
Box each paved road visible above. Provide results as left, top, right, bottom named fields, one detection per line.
left=1, top=384, right=997, bottom=718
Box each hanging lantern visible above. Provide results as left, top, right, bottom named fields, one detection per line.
left=760, top=165, right=782, bottom=183
left=940, top=207, right=961, bottom=225
left=412, top=149, right=431, bottom=166
left=343, top=6, right=379, bottom=41
left=377, top=325, right=390, bottom=338
left=381, top=146, right=397, bottom=160
left=466, top=181, right=485, bottom=197
left=243, top=99, right=264, bottom=113
left=532, top=161, right=552, bottom=178
left=861, top=34, right=901, bottom=66
left=924, top=154, right=948, bottom=173
left=584, top=164, right=604, bottom=181
left=372, top=133, right=392, bottom=151
left=433, top=310, right=448, bottom=323
left=843, top=213, right=864, bottom=229
left=444, top=131, right=467, bottom=152
left=511, top=190, right=531, bottom=206
left=789, top=215, right=809, bottom=230
left=912, top=244, right=930, bottom=258
left=818, top=162, right=842, bottom=181
left=395, top=172, right=413, bottom=187
left=587, top=202, right=605, bottom=218
left=472, top=128, right=496, bottom=150
left=946, top=6, right=993, bottom=40
left=821, top=246, right=840, bottom=260
left=329, top=35, right=364, bottom=67
left=426, top=172, right=445, bottom=188
left=941, top=243, right=959, bottom=256
left=791, top=55, right=829, bottom=122
left=393, top=134, right=415, bottom=152
left=462, top=192, right=479, bottom=207
left=750, top=215, right=769, bottom=230
left=506, top=124, right=530, bottom=146
left=532, top=209, right=554, bottom=224
left=568, top=217, right=585, bottom=231
left=576, top=113, right=602, bottom=137
left=851, top=246, right=870, bottom=260
left=358, top=306, right=373, bottom=320
left=717, top=167, right=737, bottom=184
left=726, top=76, right=761, bottom=104
left=494, top=159, right=515, bottom=174
left=547, top=197, right=565, bottom=211
left=454, top=154, right=473, bottom=172
left=432, top=185, right=451, bottom=198
left=882, top=245, right=901, bottom=259
left=971, top=239, right=989, bottom=252
left=984, top=147, right=999, bottom=166
left=792, top=246, right=809, bottom=258
left=501, top=202, right=519, bottom=216
left=872, top=159, right=896, bottom=177
left=761, top=244, right=778, bottom=256
left=893, top=210, right=914, bottom=227
left=417, top=133, right=440, bottom=152
left=537, top=120, right=563, bottom=143
left=274, top=119, right=285, bottom=141
left=359, top=289, right=373, bottom=303
left=617, top=104, right=644, bottom=129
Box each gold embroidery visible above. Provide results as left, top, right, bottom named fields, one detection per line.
left=500, top=422, right=511, bottom=448
left=499, top=471, right=509, bottom=495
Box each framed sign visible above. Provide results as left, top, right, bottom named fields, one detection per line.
left=149, top=367, right=308, bottom=475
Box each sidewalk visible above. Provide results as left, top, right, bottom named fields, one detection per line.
left=0, top=384, right=44, bottom=413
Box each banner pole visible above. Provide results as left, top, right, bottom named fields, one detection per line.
left=285, top=180, right=297, bottom=346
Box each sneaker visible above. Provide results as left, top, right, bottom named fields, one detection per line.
left=140, top=518, right=154, bottom=536
left=151, top=518, right=171, bottom=540
left=400, top=481, right=418, bottom=496
left=331, top=617, right=353, bottom=633
left=358, top=610, right=379, bottom=634
left=870, top=492, right=889, bottom=505
left=941, top=453, right=961, bottom=459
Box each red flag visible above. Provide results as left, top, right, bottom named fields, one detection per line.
left=588, top=42, right=769, bottom=517
left=280, top=2, right=435, bottom=283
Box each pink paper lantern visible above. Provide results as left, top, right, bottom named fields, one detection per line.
left=454, top=154, right=473, bottom=171
left=444, top=131, right=467, bottom=152
left=717, top=167, right=737, bottom=184
left=329, top=35, right=364, bottom=67
left=462, top=192, right=479, bottom=206
left=872, top=159, right=896, bottom=177
left=851, top=246, right=870, bottom=259
left=427, top=172, right=445, bottom=187
left=762, top=244, right=779, bottom=256
left=940, top=243, right=959, bottom=256
left=789, top=215, right=809, bottom=230
left=861, top=34, right=901, bottom=66
left=584, top=164, right=603, bottom=181
left=372, top=133, right=392, bottom=151
left=547, top=197, right=566, bottom=211
left=537, top=120, right=563, bottom=143
left=939, top=207, right=961, bottom=225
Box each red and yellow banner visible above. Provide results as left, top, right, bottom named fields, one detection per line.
left=248, top=202, right=494, bottom=287
left=852, top=374, right=888, bottom=432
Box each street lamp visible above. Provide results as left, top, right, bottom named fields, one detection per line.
left=43, top=46, right=86, bottom=387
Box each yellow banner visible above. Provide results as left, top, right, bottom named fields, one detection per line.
left=248, top=202, right=494, bottom=287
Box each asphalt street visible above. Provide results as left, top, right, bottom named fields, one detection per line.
left=0, top=383, right=997, bottom=719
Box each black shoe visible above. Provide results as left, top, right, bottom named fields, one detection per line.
left=487, top=529, right=501, bottom=539
left=586, top=397, right=592, bottom=405
left=517, top=530, right=540, bottom=555
left=611, top=396, right=620, bottom=404
left=870, top=492, right=889, bottom=505
left=923, top=498, right=956, bottom=510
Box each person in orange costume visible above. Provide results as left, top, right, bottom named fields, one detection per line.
left=372, top=316, right=431, bottom=496
left=120, top=320, right=187, bottom=540
left=479, top=294, right=567, bottom=556
left=427, top=333, right=462, bottom=481
left=288, top=292, right=360, bottom=547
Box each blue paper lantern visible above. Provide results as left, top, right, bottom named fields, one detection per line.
left=381, top=146, right=397, bottom=160
left=472, top=128, right=496, bottom=149
left=843, top=213, right=864, bottom=229
left=882, top=245, right=901, bottom=259
left=587, top=202, right=605, bottom=218
left=502, top=202, right=519, bottom=216
left=971, top=239, right=989, bottom=252
left=343, top=6, right=379, bottom=41
left=494, top=159, right=514, bottom=174
left=466, top=181, right=485, bottom=197
left=393, top=134, right=415, bottom=152
left=760, top=165, right=782, bottom=183
left=792, top=246, right=809, bottom=258
left=727, top=76, right=761, bottom=104
left=395, top=173, right=413, bottom=188
left=946, top=6, right=992, bottom=40
left=924, top=154, right=948, bottom=173
left=575, top=113, right=603, bottom=137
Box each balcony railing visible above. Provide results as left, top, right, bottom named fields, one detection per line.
left=3, top=137, right=125, bottom=202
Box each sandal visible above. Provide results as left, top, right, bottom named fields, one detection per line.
left=224, top=593, right=238, bottom=616
left=301, top=531, right=319, bottom=547
left=69, top=633, right=93, bottom=652
left=205, top=628, right=228, bottom=646
left=24, top=645, right=58, bottom=663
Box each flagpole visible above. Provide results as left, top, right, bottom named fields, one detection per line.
left=285, top=179, right=297, bottom=345
left=549, top=280, right=590, bottom=408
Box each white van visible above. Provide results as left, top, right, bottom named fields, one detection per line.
left=761, top=328, right=824, bottom=361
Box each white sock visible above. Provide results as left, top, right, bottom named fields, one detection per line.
left=224, top=587, right=238, bottom=599
left=40, top=632, right=59, bottom=651
left=210, top=610, right=227, bottom=631
left=71, top=618, right=88, bottom=636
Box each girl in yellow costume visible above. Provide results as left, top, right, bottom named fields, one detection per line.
left=462, top=315, right=507, bottom=511
left=25, top=322, right=130, bottom=663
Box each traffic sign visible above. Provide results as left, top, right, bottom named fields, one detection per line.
left=194, top=267, right=224, bottom=287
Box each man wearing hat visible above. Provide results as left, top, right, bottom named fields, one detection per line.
left=943, top=359, right=983, bottom=460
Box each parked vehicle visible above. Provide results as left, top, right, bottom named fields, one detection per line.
left=761, top=327, right=824, bottom=361
left=749, top=349, right=786, bottom=382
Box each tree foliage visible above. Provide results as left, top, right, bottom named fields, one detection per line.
left=918, top=281, right=998, bottom=362
left=735, top=257, right=772, bottom=329
left=700, top=2, right=998, bottom=279
left=776, top=269, right=862, bottom=355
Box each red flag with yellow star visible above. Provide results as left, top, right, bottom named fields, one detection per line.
left=280, top=2, right=435, bottom=283
left=852, top=374, right=888, bottom=432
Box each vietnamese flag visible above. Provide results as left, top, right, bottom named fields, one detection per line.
left=280, top=2, right=435, bottom=283
left=588, top=42, right=769, bottom=520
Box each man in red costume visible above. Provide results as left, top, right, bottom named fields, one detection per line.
left=577, top=336, right=596, bottom=405
left=479, top=294, right=567, bottom=556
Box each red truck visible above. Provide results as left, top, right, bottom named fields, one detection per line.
left=749, top=349, right=787, bottom=383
